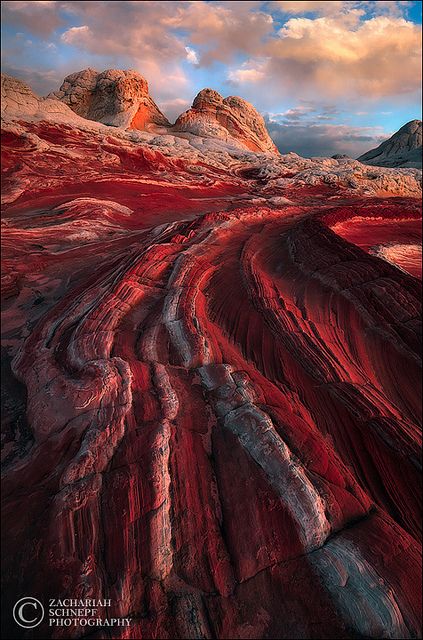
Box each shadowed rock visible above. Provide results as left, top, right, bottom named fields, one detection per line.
left=358, top=120, right=422, bottom=168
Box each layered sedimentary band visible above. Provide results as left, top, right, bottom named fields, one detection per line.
left=1, top=119, right=422, bottom=639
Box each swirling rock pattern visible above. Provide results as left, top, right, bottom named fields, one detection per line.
left=1, top=111, right=422, bottom=639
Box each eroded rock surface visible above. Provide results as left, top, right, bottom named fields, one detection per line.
left=1, top=73, right=87, bottom=124
left=358, top=120, right=422, bottom=168
left=52, top=68, right=170, bottom=129
left=173, top=88, right=279, bottom=153
left=1, top=81, right=422, bottom=639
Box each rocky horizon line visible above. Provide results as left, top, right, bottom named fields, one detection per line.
left=1, top=68, right=421, bottom=165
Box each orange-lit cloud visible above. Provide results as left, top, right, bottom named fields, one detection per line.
left=3, top=1, right=421, bottom=104
left=229, top=13, right=421, bottom=100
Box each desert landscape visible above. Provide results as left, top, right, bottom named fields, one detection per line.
left=1, top=2, right=422, bottom=639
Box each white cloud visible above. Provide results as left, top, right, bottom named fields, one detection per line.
left=61, top=25, right=92, bottom=45
left=265, top=14, right=422, bottom=99
left=185, top=46, right=199, bottom=65
left=227, top=58, right=268, bottom=84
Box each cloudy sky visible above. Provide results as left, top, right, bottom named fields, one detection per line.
left=1, top=0, right=422, bottom=157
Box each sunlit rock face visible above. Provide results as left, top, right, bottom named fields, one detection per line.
left=51, top=68, right=171, bottom=129
left=1, top=74, right=422, bottom=639
left=358, top=120, right=422, bottom=169
left=1, top=73, right=88, bottom=124
left=173, top=88, right=279, bottom=153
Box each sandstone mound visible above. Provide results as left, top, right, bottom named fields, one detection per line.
left=1, top=73, right=40, bottom=117
left=51, top=68, right=170, bottom=130
left=173, top=88, right=279, bottom=154
left=358, top=120, right=422, bottom=168
left=1, top=73, right=89, bottom=124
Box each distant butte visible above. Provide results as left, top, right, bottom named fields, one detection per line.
left=358, top=119, right=422, bottom=168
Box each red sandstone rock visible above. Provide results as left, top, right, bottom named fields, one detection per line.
left=173, top=88, right=279, bottom=153
left=1, top=78, right=422, bottom=639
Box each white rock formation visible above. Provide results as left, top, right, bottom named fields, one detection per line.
left=358, top=120, right=422, bottom=169
left=51, top=68, right=170, bottom=130
left=173, top=88, right=279, bottom=154
left=1, top=73, right=93, bottom=125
